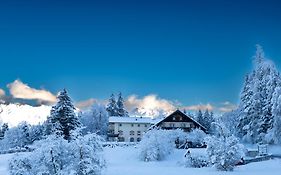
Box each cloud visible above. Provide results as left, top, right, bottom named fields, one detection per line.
left=0, top=89, right=5, bottom=97
left=125, top=94, right=176, bottom=114
left=218, top=101, right=237, bottom=112
left=183, top=103, right=214, bottom=111
left=76, top=98, right=98, bottom=109
left=7, top=80, right=56, bottom=103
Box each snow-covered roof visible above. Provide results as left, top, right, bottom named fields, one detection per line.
left=109, top=116, right=154, bottom=124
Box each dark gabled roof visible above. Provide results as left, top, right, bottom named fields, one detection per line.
left=150, top=109, right=207, bottom=132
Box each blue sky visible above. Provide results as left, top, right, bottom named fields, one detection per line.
left=1, top=0, right=281, bottom=110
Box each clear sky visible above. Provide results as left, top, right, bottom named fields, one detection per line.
left=1, top=0, right=281, bottom=109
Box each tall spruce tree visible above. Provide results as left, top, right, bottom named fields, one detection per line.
left=106, top=93, right=118, bottom=116
left=46, top=89, right=81, bottom=140
left=270, top=86, right=281, bottom=144
left=197, top=110, right=204, bottom=126
left=237, top=45, right=281, bottom=143
left=117, top=92, right=129, bottom=117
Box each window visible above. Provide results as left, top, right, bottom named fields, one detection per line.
left=181, top=123, right=186, bottom=127
left=118, top=130, right=123, bottom=135
left=173, top=117, right=175, bottom=121
left=118, top=137, right=125, bottom=142
left=169, top=123, right=175, bottom=127
left=130, top=130, right=135, bottom=135
left=131, top=124, right=134, bottom=127
left=130, top=137, right=134, bottom=142
left=137, top=131, right=141, bottom=136
left=137, top=138, right=141, bottom=142
left=144, top=124, right=147, bottom=127
left=119, top=124, right=122, bottom=127
left=137, top=124, right=140, bottom=127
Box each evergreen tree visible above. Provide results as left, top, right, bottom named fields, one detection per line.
left=46, top=89, right=81, bottom=140
left=116, top=92, right=129, bottom=117
left=20, top=122, right=31, bottom=146
left=0, top=123, right=8, bottom=140
left=237, top=45, right=281, bottom=143
left=197, top=110, right=204, bottom=126
left=270, top=86, right=281, bottom=144
left=106, top=93, right=118, bottom=116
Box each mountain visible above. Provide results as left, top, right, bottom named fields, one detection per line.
left=0, top=104, right=51, bottom=127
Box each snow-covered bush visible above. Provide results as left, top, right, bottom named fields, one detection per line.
left=138, top=129, right=175, bottom=162
left=186, top=128, right=207, bottom=147
left=205, top=123, right=245, bottom=171
left=0, top=122, right=32, bottom=151
left=9, top=133, right=106, bottom=175
left=184, top=153, right=209, bottom=168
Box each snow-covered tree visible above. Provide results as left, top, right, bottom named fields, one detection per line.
left=205, top=123, right=244, bottom=171
left=138, top=129, right=175, bottom=161
left=106, top=93, right=118, bottom=116
left=186, top=128, right=207, bottom=146
left=9, top=133, right=105, bottom=175
left=0, top=122, right=31, bottom=149
left=268, top=86, right=281, bottom=144
left=202, top=110, right=215, bottom=132
left=219, top=110, right=240, bottom=136
left=81, top=104, right=109, bottom=136
left=236, top=45, right=281, bottom=143
left=45, top=89, right=81, bottom=140
left=0, top=123, right=8, bottom=140
left=29, top=124, right=45, bottom=143
left=196, top=110, right=204, bottom=126
left=116, top=92, right=129, bottom=117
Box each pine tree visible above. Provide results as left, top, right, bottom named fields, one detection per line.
left=106, top=93, right=118, bottom=116
left=20, top=122, right=31, bottom=146
left=116, top=92, right=129, bottom=117
left=197, top=110, right=204, bottom=126
left=47, top=89, right=81, bottom=140
left=270, top=87, right=281, bottom=144
left=237, top=45, right=281, bottom=143
left=0, top=123, right=8, bottom=140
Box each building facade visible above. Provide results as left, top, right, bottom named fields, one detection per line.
left=107, top=110, right=206, bottom=143
left=150, top=110, right=207, bottom=133
left=108, top=116, right=154, bottom=142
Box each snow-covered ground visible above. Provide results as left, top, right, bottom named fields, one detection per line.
left=103, top=146, right=281, bottom=175
left=0, top=146, right=281, bottom=175
left=0, top=153, right=13, bottom=174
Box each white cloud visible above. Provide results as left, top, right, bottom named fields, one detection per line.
left=76, top=98, right=98, bottom=109
left=218, top=101, right=237, bottom=112
left=125, top=94, right=176, bottom=115
left=0, top=89, right=5, bottom=97
left=7, top=80, right=56, bottom=103
left=183, top=103, right=214, bottom=111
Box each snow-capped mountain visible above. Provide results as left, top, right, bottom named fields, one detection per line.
left=0, top=104, right=51, bottom=127
left=130, top=107, right=171, bottom=118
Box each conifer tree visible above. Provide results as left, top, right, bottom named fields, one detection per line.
left=0, top=123, right=8, bottom=140
left=106, top=93, right=118, bottom=116
left=197, top=110, right=204, bottom=126
left=237, top=45, right=281, bottom=143
left=117, top=92, right=129, bottom=117
left=46, top=89, right=81, bottom=140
